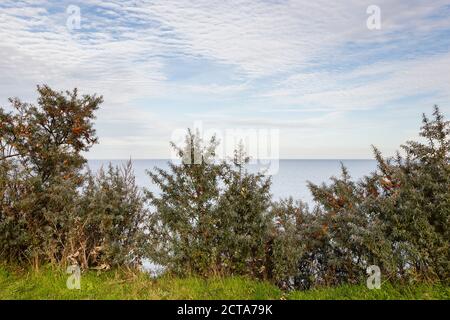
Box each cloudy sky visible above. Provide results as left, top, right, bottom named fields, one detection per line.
left=1, top=0, right=449, bottom=159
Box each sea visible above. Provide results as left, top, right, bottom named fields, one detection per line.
left=87, top=159, right=377, bottom=206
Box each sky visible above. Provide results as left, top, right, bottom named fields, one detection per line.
left=0, top=0, right=449, bottom=159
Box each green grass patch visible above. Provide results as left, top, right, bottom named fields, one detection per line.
left=0, top=265, right=448, bottom=300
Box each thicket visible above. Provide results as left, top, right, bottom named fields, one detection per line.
left=0, top=86, right=147, bottom=269
left=1, top=85, right=448, bottom=289
left=270, top=106, right=449, bottom=288
left=146, top=132, right=272, bottom=278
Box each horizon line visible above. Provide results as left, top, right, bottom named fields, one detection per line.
left=85, top=158, right=376, bottom=161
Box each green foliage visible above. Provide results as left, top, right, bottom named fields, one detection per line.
left=146, top=130, right=224, bottom=275
left=287, top=282, right=450, bottom=300
left=0, top=86, right=147, bottom=270
left=147, top=107, right=449, bottom=287
left=364, top=106, right=450, bottom=281
left=146, top=131, right=272, bottom=278
left=276, top=106, right=450, bottom=288
left=0, top=85, right=102, bottom=267
left=269, top=198, right=310, bottom=288
left=0, top=85, right=101, bottom=182
left=73, top=161, right=149, bottom=269
left=1, top=85, right=448, bottom=293
left=216, top=144, right=272, bottom=277
left=0, top=265, right=447, bottom=300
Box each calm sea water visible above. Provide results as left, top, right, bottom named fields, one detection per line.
left=87, top=159, right=377, bottom=205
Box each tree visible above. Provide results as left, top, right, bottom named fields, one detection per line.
left=0, top=85, right=150, bottom=271
left=146, top=132, right=273, bottom=277
left=0, top=85, right=102, bottom=267
left=307, top=165, right=395, bottom=286
left=305, top=106, right=449, bottom=284
left=0, top=85, right=102, bottom=183
left=146, top=130, right=224, bottom=275
left=367, top=106, right=449, bottom=281
left=76, top=161, right=148, bottom=269
left=217, top=143, right=272, bottom=278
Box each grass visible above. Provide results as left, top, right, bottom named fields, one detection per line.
left=0, top=265, right=448, bottom=300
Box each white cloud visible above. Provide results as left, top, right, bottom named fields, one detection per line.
left=262, top=52, right=450, bottom=111
left=0, top=0, right=449, bottom=158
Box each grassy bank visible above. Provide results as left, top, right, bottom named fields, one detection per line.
left=0, top=266, right=448, bottom=300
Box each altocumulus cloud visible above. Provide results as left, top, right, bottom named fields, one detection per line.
left=0, top=0, right=449, bottom=158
